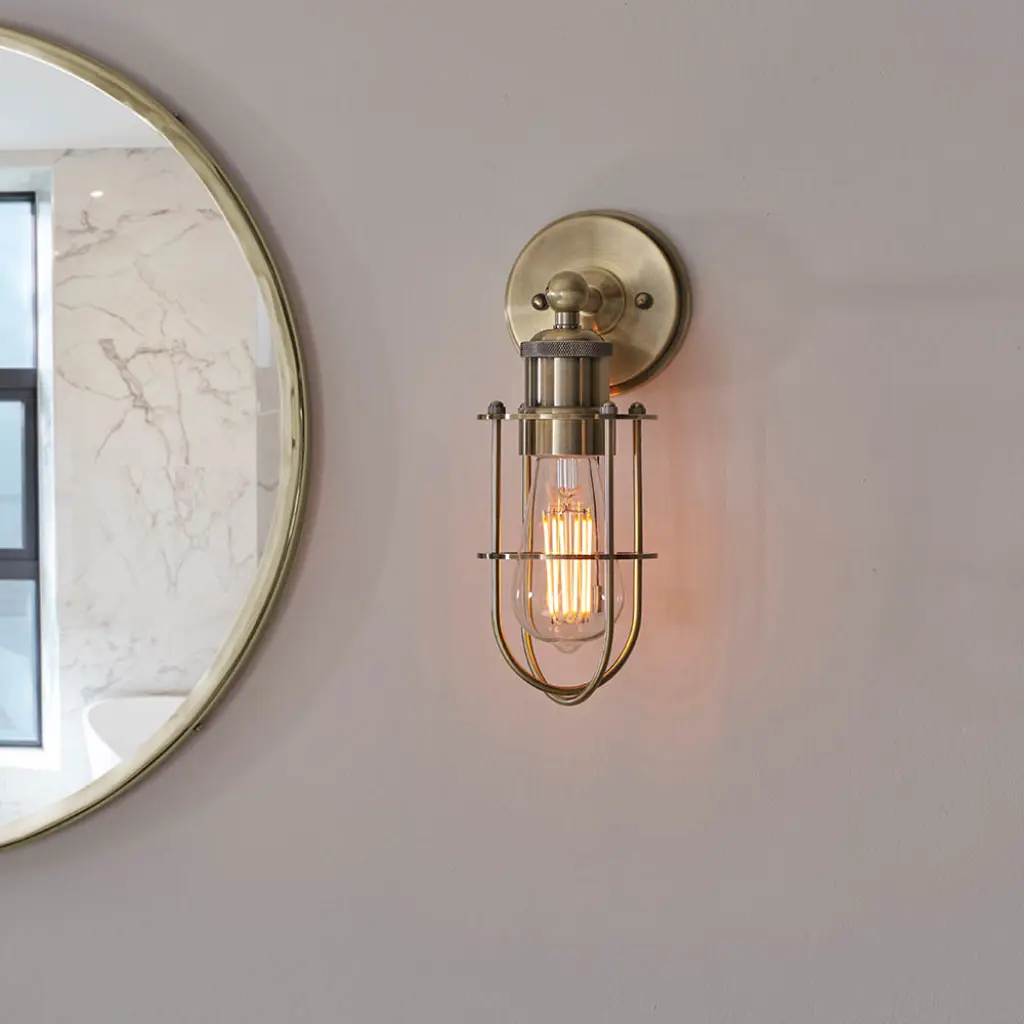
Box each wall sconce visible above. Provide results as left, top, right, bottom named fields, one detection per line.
left=480, top=211, right=692, bottom=705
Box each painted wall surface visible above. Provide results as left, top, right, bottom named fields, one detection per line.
left=1, top=1, right=1023, bottom=1020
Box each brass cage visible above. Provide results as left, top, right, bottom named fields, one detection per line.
left=477, top=405, right=655, bottom=706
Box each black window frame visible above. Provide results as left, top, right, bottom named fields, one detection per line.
left=0, top=191, right=41, bottom=747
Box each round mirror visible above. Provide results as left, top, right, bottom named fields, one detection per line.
left=0, top=29, right=308, bottom=847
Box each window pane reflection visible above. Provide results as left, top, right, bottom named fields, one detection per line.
left=0, top=198, right=35, bottom=369
left=0, top=401, right=25, bottom=549
left=0, top=580, right=39, bottom=745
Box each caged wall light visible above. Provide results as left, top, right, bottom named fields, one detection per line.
left=479, top=211, right=692, bottom=706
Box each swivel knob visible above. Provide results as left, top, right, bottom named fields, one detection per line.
left=545, top=270, right=591, bottom=314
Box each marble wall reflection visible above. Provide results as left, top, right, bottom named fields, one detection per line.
left=0, top=147, right=274, bottom=825
left=255, top=295, right=281, bottom=558
left=54, top=147, right=261, bottom=706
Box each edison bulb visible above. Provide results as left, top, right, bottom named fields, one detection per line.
left=510, top=456, right=624, bottom=650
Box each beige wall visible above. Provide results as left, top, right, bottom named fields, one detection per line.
left=1, top=0, right=1023, bottom=1020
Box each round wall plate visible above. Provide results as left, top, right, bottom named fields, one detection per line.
left=505, top=211, right=692, bottom=395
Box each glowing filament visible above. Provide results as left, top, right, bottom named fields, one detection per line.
left=541, top=503, right=595, bottom=625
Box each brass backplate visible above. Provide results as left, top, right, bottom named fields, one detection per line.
left=505, top=211, right=692, bottom=394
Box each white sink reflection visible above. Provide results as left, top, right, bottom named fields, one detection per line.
left=83, top=696, right=185, bottom=781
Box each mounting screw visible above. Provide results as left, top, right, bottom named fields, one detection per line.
left=629, top=402, right=646, bottom=416
left=488, top=400, right=506, bottom=417
left=531, top=293, right=549, bottom=311
left=635, top=291, right=654, bottom=310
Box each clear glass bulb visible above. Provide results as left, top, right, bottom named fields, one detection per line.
left=510, top=456, right=624, bottom=651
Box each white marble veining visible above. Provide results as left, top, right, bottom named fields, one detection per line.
left=54, top=147, right=260, bottom=695
left=0, top=147, right=271, bottom=827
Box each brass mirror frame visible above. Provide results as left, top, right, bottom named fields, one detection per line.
left=0, top=27, right=309, bottom=849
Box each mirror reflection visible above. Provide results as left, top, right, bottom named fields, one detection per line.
left=0, top=46, right=290, bottom=836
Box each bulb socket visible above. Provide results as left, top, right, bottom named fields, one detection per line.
left=520, top=346, right=612, bottom=457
